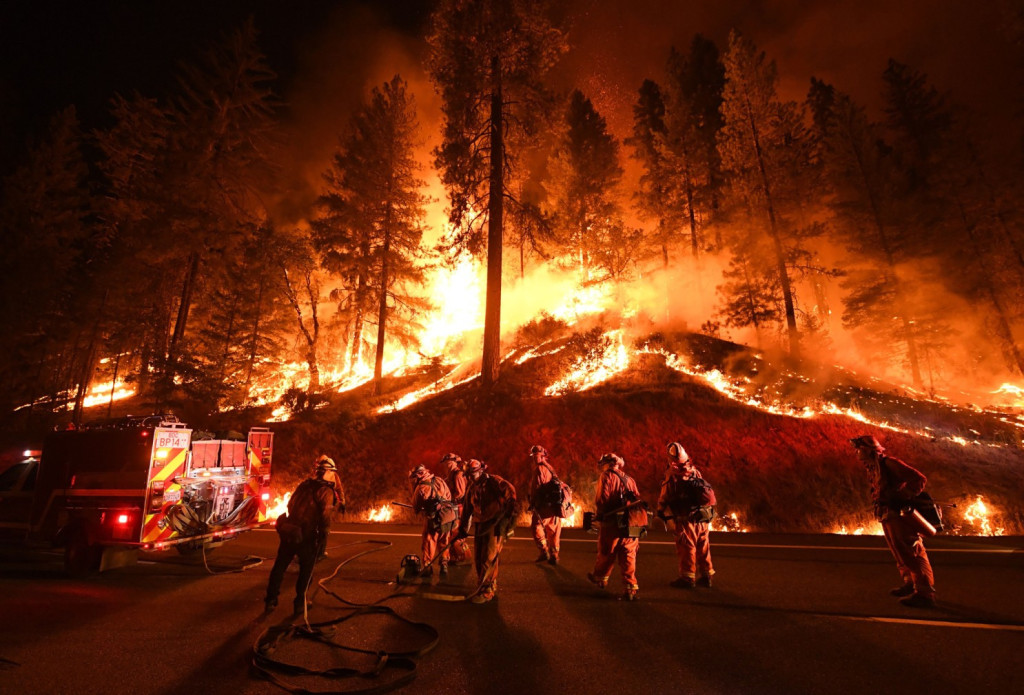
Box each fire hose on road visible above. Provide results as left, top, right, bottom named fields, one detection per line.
left=251, top=539, right=441, bottom=695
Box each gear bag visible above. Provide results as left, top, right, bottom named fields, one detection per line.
left=275, top=513, right=303, bottom=544
left=533, top=466, right=574, bottom=519
left=423, top=479, right=458, bottom=533
left=612, top=471, right=648, bottom=538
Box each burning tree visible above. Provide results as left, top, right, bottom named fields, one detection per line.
left=428, top=0, right=566, bottom=387
left=312, top=75, right=430, bottom=396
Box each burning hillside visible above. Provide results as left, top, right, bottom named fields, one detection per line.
left=265, top=324, right=1024, bottom=536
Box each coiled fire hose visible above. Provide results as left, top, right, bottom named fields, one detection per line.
left=251, top=539, right=441, bottom=695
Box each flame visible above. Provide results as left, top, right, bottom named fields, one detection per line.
left=561, top=506, right=582, bottom=528
left=831, top=520, right=883, bottom=535
left=545, top=330, right=630, bottom=396
left=266, top=492, right=291, bottom=520
left=710, top=511, right=748, bottom=533
left=961, top=495, right=1005, bottom=536
left=367, top=504, right=394, bottom=522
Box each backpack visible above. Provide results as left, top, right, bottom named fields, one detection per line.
left=533, top=464, right=574, bottom=519
left=612, top=471, right=648, bottom=538
left=422, top=478, right=458, bottom=533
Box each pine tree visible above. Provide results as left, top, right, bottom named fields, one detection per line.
left=627, top=79, right=673, bottom=267
left=718, top=31, right=811, bottom=357
left=428, top=0, right=566, bottom=387
left=312, top=75, right=430, bottom=395
left=545, top=90, right=633, bottom=280
left=808, top=78, right=933, bottom=387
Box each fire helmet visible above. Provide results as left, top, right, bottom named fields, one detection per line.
left=667, top=442, right=689, bottom=463
left=465, top=459, right=486, bottom=475
left=850, top=435, right=884, bottom=453
left=530, top=445, right=547, bottom=457
left=315, top=455, right=337, bottom=472
left=409, top=464, right=430, bottom=482
left=440, top=452, right=462, bottom=465
left=599, top=453, right=624, bottom=469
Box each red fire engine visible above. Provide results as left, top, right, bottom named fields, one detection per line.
left=2, top=415, right=273, bottom=573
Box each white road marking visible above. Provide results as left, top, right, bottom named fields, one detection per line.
left=837, top=615, right=1024, bottom=632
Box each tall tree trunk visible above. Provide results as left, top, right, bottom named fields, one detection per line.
left=73, top=291, right=109, bottom=426
left=242, top=273, right=266, bottom=402
left=168, top=251, right=200, bottom=365
left=481, top=57, right=504, bottom=388
left=743, top=95, right=799, bottom=357
left=282, top=267, right=321, bottom=397
left=374, top=206, right=393, bottom=396
left=106, top=349, right=122, bottom=418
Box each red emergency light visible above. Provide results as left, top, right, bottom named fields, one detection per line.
left=116, top=513, right=129, bottom=524
left=261, top=492, right=270, bottom=501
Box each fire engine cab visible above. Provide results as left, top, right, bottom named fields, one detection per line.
left=14, top=415, right=273, bottom=573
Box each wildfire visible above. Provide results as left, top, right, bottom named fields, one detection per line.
left=367, top=504, right=394, bottom=522
left=961, top=495, right=1005, bottom=536
left=561, top=506, right=582, bottom=528
left=545, top=330, right=630, bottom=396
left=266, top=492, right=291, bottom=520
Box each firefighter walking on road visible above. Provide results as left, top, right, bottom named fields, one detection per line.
left=443, top=453, right=471, bottom=565
left=528, top=445, right=564, bottom=565
left=456, top=459, right=517, bottom=604
left=265, top=465, right=335, bottom=615
left=658, top=442, right=715, bottom=588
left=851, top=435, right=937, bottom=608
left=587, top=453, right=643, bottom=601
left=410, top=464, right=457, bottom=578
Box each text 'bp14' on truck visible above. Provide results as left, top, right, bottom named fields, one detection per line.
left=0, top=415, right=274, bottom=574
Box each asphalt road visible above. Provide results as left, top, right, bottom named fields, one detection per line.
left=1, top=525, right=1022, bottom=695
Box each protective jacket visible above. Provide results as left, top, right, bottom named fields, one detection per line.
left=872, top=455, right=927, bottom=516
left=591, top=467, right=641, bottom=590
left=412, top=475, right=457, bottom=531
left=447, top=467, right=468, bottom=507
left=460, top=473, right=517, bottom=534
left=529, top=461, right=563, bottom=557
left=287, top=477, right=335, bottom=538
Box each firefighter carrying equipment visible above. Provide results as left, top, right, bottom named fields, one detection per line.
left=420, top=478, right=458, bottom=533
left=531, top=469, right=574, bottom=519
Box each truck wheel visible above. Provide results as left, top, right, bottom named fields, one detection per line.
left=64, top=528, right=100, bottom=576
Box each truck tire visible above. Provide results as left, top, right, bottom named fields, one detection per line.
left=64, top=528, right=100, bottom=576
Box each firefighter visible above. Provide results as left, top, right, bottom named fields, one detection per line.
left=528, top=445, right=563, bottom=565
left=657, top=442, right=715, bottom=588
left=313, top=455, right=345, bottom=559
left=587, top=453, right=642, bottom=601
left=851, top=435, right=937, bottom=608
left=410, top=464, right=457, bottom=578
left=264, top=464, right=336, bottom=615
left=443, top=453, right=471, bottom=565
left=455, top=459, right=517, bottom=604
left=315, top=455, right=346, bottom=513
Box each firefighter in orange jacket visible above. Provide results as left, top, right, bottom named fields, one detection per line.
left=313, top=455, right=345, bottom=559
left=658, top=442, right=715, bottom=588
left=528, top=445, right=563, bottom=565
left=456, top=459, right=517, bottom=604
left=265, top=466, right=335, bottom=615
left=587, top=453, right=641, bottom=601
left=852, top=435, right=937, bottom=607
left=443, top=453, right=470, bottom=564
left=410, top=464, right=457, bottom=579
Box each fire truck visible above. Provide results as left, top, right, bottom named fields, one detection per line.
left=3, top=415, right=274, bottom=573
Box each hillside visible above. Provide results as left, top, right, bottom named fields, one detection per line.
left=264, top=329, right=1024, bottom=535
